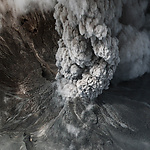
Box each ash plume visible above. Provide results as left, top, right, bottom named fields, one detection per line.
left=54, top=0, right=120, bottom=100
left=0, top=0, right=149, bottom=100
left=54, top=0, right=150, bottom=100
left=0, top=0, right=150, bottom=150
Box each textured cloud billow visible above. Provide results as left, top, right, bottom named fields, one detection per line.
left=54, top=0, right=120, bottom=100
left=54, top=0, right=150, bottom=100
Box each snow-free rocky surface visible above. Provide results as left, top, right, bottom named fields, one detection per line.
left=1, top=73, right=150, bottom=150
left=0, top=0, right=150, bottom=150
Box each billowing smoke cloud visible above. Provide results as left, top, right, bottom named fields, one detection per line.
left=54, top=0, right=120, bottom=100
left=0, top=0, right=149, bottom=100
left=114, top=26, right=150, bottom=81
left=114, top=0, right=150, bottom=81
left=54, top=0, right=150, bottom=100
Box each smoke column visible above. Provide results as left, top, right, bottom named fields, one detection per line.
left=0, top=0, right=149, bottom=101
left=54, top=0, right=150, bottom=100
left=0, top=0, right=150, bottom=150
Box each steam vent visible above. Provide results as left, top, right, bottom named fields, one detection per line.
left=0, top=0, right=150, bottom=150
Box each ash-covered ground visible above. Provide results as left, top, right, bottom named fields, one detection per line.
left=0, top=0, right=150, bottom=150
